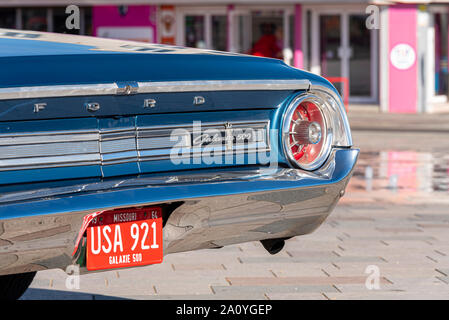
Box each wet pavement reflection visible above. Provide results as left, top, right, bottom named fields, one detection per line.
left=347, top=150, right=449, bottom=196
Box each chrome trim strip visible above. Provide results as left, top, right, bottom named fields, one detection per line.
left=136, top=120, right=268, bottom=134
left=0, top=133, right=99, bottom=146
left=0, top=83, right=118, bottom=100
left=0, top=154, right=101, bottom=171
left=308, top=83, right=353, bottom=147
left=0, top=80, right=310, bottom=100
left=143, top=119, right=269, bottom=128
left=0, top=129, right=98, bottom=137
left=137, top=79, right=311, bottom=94
left=0, top=142, right=99, bottom=159
left=138, top=147, right=271, bottom=162
left=0, top=161, right=101, bottom=172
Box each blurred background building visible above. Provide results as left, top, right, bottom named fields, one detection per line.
left=0, top=0, right=448, bottom=114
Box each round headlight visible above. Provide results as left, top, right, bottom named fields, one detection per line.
left=282, top=94, right=332, bottom=170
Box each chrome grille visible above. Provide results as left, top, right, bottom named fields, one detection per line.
left=0, top=120, right=270, bottom=174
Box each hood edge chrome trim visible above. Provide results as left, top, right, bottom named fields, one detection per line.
left=0, top=79, right=311, bottom=101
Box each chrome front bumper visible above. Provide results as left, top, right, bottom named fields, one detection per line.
left=0, top=148, right=358, bottom=275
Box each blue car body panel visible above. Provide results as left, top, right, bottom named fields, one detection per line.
left=0, top=30, right=357, bottom=276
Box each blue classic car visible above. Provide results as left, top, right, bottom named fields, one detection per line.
left=0, top=29, right=358, bottom=299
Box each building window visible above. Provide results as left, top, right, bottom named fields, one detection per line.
left=211, top=15, right=227, bottom=51
left=0, top=8, right=16, bottom=28
left=185, top=15, right=206, bottom=48
left=84, top=7, right=92, bottom=36
left=22, top=8, right=47, bottom=31
left=434, top=12, right=448, bottom=97
left=305, top=9, right=311, bottom=70
left=250, top=10, right=284, bottom=59
left=288, top=13, right=295, bottom=66
left=319, top=14, right=341, bottom=77
left=349, top=14, right=371, bottom=97
left=2, top=7, right=93, bottom=35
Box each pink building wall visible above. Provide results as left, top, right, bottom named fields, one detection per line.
left=93, top=5, right=157, bottom=42
left=388, top=4, right=418, bottom=113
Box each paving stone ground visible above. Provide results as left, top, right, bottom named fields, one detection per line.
left=21, top=126, right=449, bottom=300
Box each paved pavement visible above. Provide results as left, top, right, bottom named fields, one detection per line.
left=21, top=112, right=449, bottom=300
left=348, top=109, right=449, bottom=133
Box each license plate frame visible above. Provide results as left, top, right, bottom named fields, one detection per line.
left=86, top=207, right=163, bottom=271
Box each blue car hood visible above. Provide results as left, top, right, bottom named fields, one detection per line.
left=0, top=29, right=322, bottom=88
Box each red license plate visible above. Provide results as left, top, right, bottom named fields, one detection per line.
left=86, top=207, right=163, bottom=271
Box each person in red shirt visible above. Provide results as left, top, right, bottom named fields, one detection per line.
left=250, top=23, right=283, bottom=59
